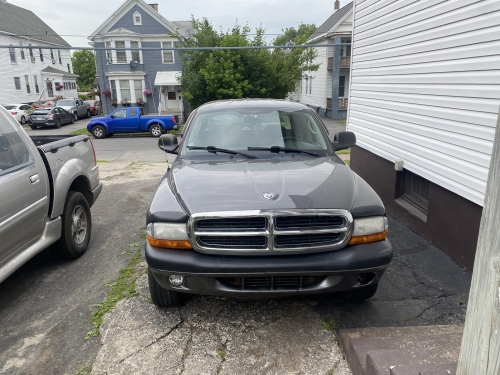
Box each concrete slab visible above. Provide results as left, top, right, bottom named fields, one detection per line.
left=338, top=325, right=462, bottom=375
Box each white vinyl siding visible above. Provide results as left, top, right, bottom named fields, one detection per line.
left=348, top=0, right=500, bottom=207
left=297, top=39, right=329, bottom=108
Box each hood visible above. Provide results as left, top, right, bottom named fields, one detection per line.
left=170, top=157, right=356, bottom=214
left=59, top=106, right=74, bottom=111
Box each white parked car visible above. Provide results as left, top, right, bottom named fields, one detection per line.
left=2, top=104, right=32, bottom=124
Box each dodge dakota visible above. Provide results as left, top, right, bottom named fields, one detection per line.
left=145, top=99, right=392, bottom=307
left=0, top=106, right=101, bottom=284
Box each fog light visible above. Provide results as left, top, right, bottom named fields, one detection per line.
left=168, top=275, right=184, bottom=286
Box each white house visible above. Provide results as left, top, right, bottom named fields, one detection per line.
left=347, top=0, right=500, bottom=269
left=0, top=0, right=77, bottom=105
left=296, top=1, right=353, bottom=120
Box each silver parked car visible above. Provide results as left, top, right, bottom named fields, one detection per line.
left=55, top=98, right=91, bottom=121
left=0, top=106, right=102, bottom=283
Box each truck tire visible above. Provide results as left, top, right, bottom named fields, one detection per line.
left=149, top=124, right=163, bottom=138
left=51, top=191, right=92, bottom=259
left=148, top=268, right=186, bottom=307
left=341, top=283, right=378, bottom=301
left=92, top=125, right=106, bottom=139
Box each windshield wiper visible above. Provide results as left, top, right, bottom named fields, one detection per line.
left=187, top=146, right=258, bottom=159
left=247, top=146, right=320, bottom=157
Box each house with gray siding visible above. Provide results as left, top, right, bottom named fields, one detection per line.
left=88, top=0, right=193, bottom=117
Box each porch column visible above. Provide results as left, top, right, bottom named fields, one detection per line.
left=330, top=36, right=341, bottom=120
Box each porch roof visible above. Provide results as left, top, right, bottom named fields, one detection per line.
left=154, top=71, right=181, bottom=86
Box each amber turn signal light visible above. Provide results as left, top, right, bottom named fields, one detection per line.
left=348, top=230, right=388, bottom=246
left=147, top=236, right=193, bottom=249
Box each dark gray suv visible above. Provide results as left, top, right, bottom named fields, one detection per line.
left=146, top=99, right=392, bottom=307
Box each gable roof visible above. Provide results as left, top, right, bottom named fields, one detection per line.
left=41, top=66, right=79, bottom=78
left=88, top=0, right=189, bottom=40
left=307, top=2, right=353, bottom=43
left=0, top=1, right=71, bottom=47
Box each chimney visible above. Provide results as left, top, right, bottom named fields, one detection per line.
left=148, top=3, right=158, bottom=12
left=334, top=0, right=340, bottom=11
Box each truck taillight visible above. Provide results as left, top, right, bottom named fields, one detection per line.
left=89, top=138, right=97, bottom=166
left=173, top=116, right=178, bottom=125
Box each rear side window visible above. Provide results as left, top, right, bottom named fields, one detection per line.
left=0, top=113, right=32, bottom=174
left=130, top=108, right=137, bottom=117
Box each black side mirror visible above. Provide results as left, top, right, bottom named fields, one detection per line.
left=158, top=134, right=179, bottom=154
left=332, top=131, right=356, bottom=151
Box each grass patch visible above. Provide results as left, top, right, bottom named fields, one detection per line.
left=168, top=125, right=184, bottom=134
left=217, top=347, right=226, bottom=359
left=70, top=128, right=91, bottom=136
left=339, top=120, right=347, bottom=125
left=322, top=317, right=339, bottom=331
left=86, top=248, right=142, bottom=339
left=345, top=160, right=350, bottom=167
left=63, top=365, right=92, bottom=375
left=96, top=160, right=109, bottom=163
left=335, top=148, right=351, bottom=155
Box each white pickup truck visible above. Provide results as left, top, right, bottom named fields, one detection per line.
left=0, top=106, right=101, bottom=283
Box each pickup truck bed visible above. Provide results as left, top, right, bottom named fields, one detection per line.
left=0, top=108, right=101, bottom=284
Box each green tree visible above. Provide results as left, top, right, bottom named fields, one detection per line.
left=71, top=50, right=96, bottom=92
left=175, top=18, right=318, bottom=109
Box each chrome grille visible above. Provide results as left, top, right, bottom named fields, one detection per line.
left=189, top=209, right=353, bottom=254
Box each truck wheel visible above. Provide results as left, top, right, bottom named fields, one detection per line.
left=148, top=268, right=186, bottom=307
left=92, top=125, right=106, bottom=139
left=342, top=283, right=378, bottom=301
left=51, top=191, right=91, bottom=259
left=73, top=112, right=78, bottom=121
left=149, top=124, right=163, bottom=137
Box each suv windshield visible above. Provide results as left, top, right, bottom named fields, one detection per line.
left=56, top=100, right=75, bottom=106
left=183, top=108, right=329, bottom=156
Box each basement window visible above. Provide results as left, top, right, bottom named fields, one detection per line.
left=402, top=170, right=429, bottom=213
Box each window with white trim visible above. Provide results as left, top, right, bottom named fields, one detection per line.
left=133, top=11, right=142, bottom=25
left=25, top=75, right=31, bottom=94
left=14, top=77, right=21, bottom=90
left=309, top=76, right=313, bottom=95
left=110, top=80, right=117, bottom=99
left=131, top=41, right=141, bottom=63
left=33, top=75, right=39, bottom=93
left=162, top=41, right=174, bottom=64
left=134, top=80, right=143, bottom=101
left=115, top=41, right=126, bottom=63
left=58, top=50, right=62, bottom=64
left=9, top=46, right=16, bottom=63
left=105, top=41, right=113, bottom=64
left=39, top=48, right=44, bottom=62
left=119, top=80, right=131, bottom=101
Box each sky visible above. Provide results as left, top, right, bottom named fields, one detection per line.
left=8, top=0, right=351, bottom=48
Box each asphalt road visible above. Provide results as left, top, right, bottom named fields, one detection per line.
left=0, top=122, right=471, bottom=374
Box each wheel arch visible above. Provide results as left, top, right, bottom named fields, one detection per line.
left=146, top=119, right=166, bottom=130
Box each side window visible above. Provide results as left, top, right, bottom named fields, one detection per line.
left=0, top=114, right=32, bottom=174
left=113, top=109, right=127, bottom=118
left=130, top=108, right=137, bottom=117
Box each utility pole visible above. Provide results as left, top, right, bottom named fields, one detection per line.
left=456, top=106, right=500, bottom=374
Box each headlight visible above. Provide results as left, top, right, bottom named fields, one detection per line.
left=348, top=216, right=388, bottom=245
left=146, top=223, right=192, bottom=249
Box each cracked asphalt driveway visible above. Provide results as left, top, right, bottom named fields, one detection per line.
left=0, top=157, right=471, bottom=375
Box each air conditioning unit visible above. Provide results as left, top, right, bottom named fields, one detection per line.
left=52, top=59, right=56, bottom=64
left=30, top=56, right=35, bottom=63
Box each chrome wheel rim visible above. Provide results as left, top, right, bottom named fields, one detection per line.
left=71, top=205, right=87, bottom=245
left=151, top=126, right=161, bottom=136
left=94, top=128, right=103, bottom=137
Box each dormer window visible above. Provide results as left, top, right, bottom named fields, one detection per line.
left=133, top=11, right=142, bottom=25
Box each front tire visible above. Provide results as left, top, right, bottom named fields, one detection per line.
left=51, top=191, right=91, bottom=259
left=87, top=110, right=91, bottom=118
left=92, top=125, right=106, bottom=139
left=73, top=112, right=78, bottom=121
left=149, top=124, right=163, bottom=137
left=70, top=115, right=75, bottom=124
left=20, top=116, right=26, bottom=125
left=148, top=268, right=185, bottom=307
left=342, top=283, right=378, bottom=301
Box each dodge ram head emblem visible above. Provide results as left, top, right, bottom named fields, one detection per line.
left=263, top=192, right=278, bottom=200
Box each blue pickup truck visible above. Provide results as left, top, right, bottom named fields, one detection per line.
left=86, top=107, right=179, bottom=139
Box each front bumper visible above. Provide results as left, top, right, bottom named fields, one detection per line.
left=146, top=239, right=392, bottom=297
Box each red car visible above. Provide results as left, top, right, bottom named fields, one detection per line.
left=84, top=100, right=101, bottom=116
